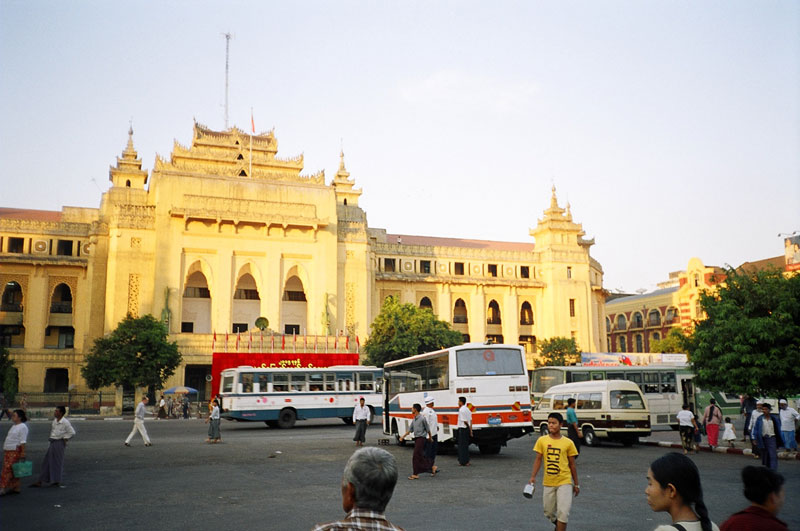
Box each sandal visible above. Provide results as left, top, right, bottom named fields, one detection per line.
left=407, top=475, right=419, bottom=480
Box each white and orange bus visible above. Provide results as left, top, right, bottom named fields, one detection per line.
left=382, top=343, right=533, bottom=455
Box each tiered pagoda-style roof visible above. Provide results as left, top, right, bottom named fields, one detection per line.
left=154, top=122, right=325, bottom=184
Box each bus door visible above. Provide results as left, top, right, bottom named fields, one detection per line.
left=336, top=372, right=355, bottom=411
left=680, top=376, right=696, bottom=411
left=382, top=373, right=391, bottom=432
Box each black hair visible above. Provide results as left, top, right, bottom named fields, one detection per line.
left=725, top=417, right=731, bottom=423
left=548, top=412, right=564, bottom=423
left=650, top=453, right=712, bottom=531
left=741, top=466, right=784, bottom=505
left=56, top=405, right=67, bottom=415
left=412, top=403, right=421, bottom=413
left=458, top=396, right=467, bottom=405
left=709, top=398, right=716, bottom=405
left=567, top=398, right=576, bottom=406
left=13, top=409, right=27, bottom=423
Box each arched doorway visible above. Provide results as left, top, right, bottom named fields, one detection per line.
left=281, top=274, right=307, bottom=335
left=232, top=272, right=260, bottom=333
left=182, top=270, right=212, bottom=333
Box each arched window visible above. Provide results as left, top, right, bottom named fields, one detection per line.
left=182, top=268, right=212, bottom=333
left=616, top=314, right=627, bottom=330
left=125, top=179, right=131, bottom=187
left=652, top=332, right=661, bottom=343
left=648, top=309, right=661, bottom=327
left=419, top=297, right=432, bottom=310
left=632, top=312, right=643, bottom=328
left=232, top=272, right=261, bottom=334
left=605, top=317, right=611, bottom=333
left=520, top=302, right=533, bottom=325
left=487, top=300, right=501, bottom=325
left=453, top=299, right=468, bottom=323
left=281, top=273, right=308, bottom=335
left=1, top=281, right=23, bottom=312
left=50, top=284, right=73, bottom=314
left=635, top=334, right=644, bottom=353
left=666, top=307, right=679, bottom=325
left=619, top=336, right=627, bottom=353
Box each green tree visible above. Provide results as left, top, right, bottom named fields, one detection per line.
left=536, top=337, right=581, bottom=367
left=0, top=345, right=17, bottom=404
left=81, top=314, right=182, bottom=391
left=650, top=327, right=688, bottom=353
left=364, top=296, right=463, bottom=367
left=254, top=317, right=269, bottom=331
left=688, top=267, right=800, bottom=397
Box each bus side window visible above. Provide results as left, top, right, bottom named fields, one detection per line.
left=309, top=373, right=324, bottom=391
left=591, top=372, right=605, bottom=381
left=257, top=374, right=269, bottom=393
left=643, top=372, right=660, bottom=393
left=358, top=372, right=374, bottom=391
left=324, top=374, right=336, bottom=392
left=539, top=396, right=552, bottom=410
left=660, top=372, right=676, bottom=393
left=273, top=374, right=289, bottom=392
left=553, top=394, right=568, bottom=410
left=577, top=392, right=601, bottom=410
left=222, top=375, right=234, bottom=393
left=291, top=374, right=307, bottom=392
left=241, top=373, right=254, bottom=393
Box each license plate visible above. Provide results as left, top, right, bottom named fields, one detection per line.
left=625, top=423, right=635, bottom=428
left=488, top=416, right=502, bottom=426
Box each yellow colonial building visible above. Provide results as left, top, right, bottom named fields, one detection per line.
left=0, top=123, right=607, bottom=396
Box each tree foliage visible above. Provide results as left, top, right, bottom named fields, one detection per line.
left=688, top=267, right=800, bottom=397
left=536, top=337, right=581, bottom=367
left=0, top=345, right=17, bottom=403
left=81, top=314, right=182, bottom=390
left=650, top=327, right=689, bottom=353
left=364, top=297, right=463, bottom=367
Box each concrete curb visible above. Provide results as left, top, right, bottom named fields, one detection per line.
left=641, top=440, right=800, bottom=460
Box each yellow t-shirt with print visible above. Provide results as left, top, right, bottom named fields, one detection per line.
left=533, top=434, right=578, bottom=487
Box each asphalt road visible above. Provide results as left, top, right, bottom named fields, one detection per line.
left=1, top=417, right=798, bottom=530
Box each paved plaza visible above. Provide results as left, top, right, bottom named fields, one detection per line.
left=1, top=417, right=798, bottom=530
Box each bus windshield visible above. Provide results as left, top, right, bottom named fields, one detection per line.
left=456, top=347, right=525, bottom=377
left=532, top=368, right=564, bottom=394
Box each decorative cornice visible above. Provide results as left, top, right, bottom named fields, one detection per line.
left=171, top=194, right=327, bottom=228
left=372, top=242, right=536, bottom=261
left=111, top=205, right=156, bottom=230
left=0, top=218, right=90, bottom=236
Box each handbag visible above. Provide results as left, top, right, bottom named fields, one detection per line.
left=12, top=459, right=33, bottom=478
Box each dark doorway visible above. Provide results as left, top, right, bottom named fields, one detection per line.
left=122, top=384, right=135, bottom=412
left=185, top=365, right=212, bottom=401
left=43, top=368, right=69, bottom=392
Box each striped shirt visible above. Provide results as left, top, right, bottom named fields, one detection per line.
left=313, top=509, right=404, bottom=531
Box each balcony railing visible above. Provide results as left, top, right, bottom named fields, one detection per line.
left=648, top=318, right=661, bottom=327
left=50, top=302, right=73, bottom=314
left=0, top=303, right=22, bottom=312
left=453, top=316, right=468, bottom=324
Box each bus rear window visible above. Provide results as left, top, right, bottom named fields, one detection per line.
left=611, top=390, right=645, bottom=409
left=222, top=375, right=234, bottom=393
left=456, top=348, right=524, bottom=376
left=532, top=369, right=564, bottom=394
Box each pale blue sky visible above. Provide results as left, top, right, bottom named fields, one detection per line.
left=1, top=1, right=798, bottom=293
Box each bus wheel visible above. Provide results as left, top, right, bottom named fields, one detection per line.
left=265, top=420, right=278, bottom=428
left=479, top=444, right=502, bottom=455
left=341, top=417, right=354, bottom=425
left=277, top=408, right=296, bottom=429
left=582, top=427, right=598, bottom=447
left=540, top=424, right=549, bottom=437
left=367, top=406, right=375, bottom=424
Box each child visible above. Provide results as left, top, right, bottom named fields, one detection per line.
left=722, top=416, right=737, bottom=448
left=530, top=412, right=580, bottom=531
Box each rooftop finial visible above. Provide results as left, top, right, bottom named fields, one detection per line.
left=550, top=185, right=559, bottom=209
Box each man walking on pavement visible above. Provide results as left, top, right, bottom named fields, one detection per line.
left=125, top=396, right=152, bottom=447
left=457, top=396, right=472, bottom=466
left=778, top=399, right=799, bottom=454
left=31, top=405, right=75, bottom=488
left=421, top=396, right=439, bottom=475
left=752, top=402, right=782, bottom=470
left=352, top=397, right=370, bottom=447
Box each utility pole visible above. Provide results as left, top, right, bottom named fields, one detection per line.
left=222, top=32, right=233, bottom=129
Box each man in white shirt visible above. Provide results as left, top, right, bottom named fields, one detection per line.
left=778, top=399, right=799, bottom=452
left=457, top=396, right=472, bottom=466
left=422, top=396, right=439, bottom=475
left=125, top=397, right=152, bottom=447
left=30, top=406, right=76, bottom=488
left=352, top=397, right=371, bottom=446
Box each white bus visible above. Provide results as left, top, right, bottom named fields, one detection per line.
left=383, top=343, right=534, bottom=455
left=218, top=365, right=383, bottom=428
left=531, top=364, right=695, bottom=430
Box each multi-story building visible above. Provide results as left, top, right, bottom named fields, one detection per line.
left=0, top=122, right=607, bottom=396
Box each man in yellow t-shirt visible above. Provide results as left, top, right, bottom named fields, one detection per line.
left=530, top=412, right=580, bottom=530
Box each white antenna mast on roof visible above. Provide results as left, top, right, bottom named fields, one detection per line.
left=222, top=32, right=233, bottom=129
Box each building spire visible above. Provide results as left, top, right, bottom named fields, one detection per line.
left=550, top=185, right=559, bottom=209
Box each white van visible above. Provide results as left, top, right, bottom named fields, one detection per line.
left=532, top=380, right=651, bottom=446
